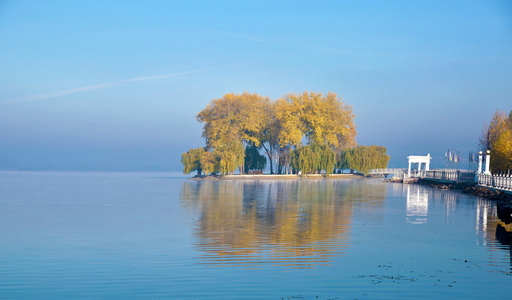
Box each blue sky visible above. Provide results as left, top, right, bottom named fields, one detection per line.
left=0, top=0, right=511, bottom=171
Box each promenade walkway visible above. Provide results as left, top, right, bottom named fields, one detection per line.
left=370, top=167, right=512, bottom=193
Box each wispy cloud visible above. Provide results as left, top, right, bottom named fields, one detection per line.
left=5, top=70, right=202, bottom=104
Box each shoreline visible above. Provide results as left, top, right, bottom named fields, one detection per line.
left=188, top=173, right=364, bottom=181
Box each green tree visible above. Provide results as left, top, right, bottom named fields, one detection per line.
left=200, top=150, right=217, bottom=175
left=214, top=142, right=245, bottom=175
left=181, top=147, right=205, bottom=175
left=315, top=144, right=336, bottom=176
left=290, top=144, right=336, bottom=176
left=244, top=144, right=267, bottom=173
left=291, top=145, right=316, bottom=175
left=340, top=145, right=390, bottom=176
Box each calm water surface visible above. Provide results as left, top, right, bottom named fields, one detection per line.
left=0, top=171, right=511, bottom=299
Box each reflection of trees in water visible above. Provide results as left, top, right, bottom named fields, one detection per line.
left=180, top=179, right=384, bottom=267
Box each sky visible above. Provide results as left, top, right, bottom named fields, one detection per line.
left=0, top=0, right=511, bottom=171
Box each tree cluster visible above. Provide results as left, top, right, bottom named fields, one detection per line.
left=181, top=91, right=388, bottom=176
left=479, top=109, right=512, bottom=173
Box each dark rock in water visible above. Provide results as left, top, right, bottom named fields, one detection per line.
left=495, top=224, right=512, bottom=246
left=497, top=203, right=512, bottom=224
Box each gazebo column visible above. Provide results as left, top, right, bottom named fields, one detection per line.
left=408, top=161, right=411, bottom=176
left=417, top=162, right=422, bottom=171
left=477, top=151, right=483, bottom=174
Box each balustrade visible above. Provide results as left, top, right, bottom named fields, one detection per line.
left=423, top=169, right=476, bottom=183
left=374, top=167, right=512, bottom=192
left=479, top=173, right=512, bottom=191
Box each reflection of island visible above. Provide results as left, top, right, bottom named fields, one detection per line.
left=180, top=180, right=386, bottom=268
left=406, top=185, right=429, bottom=224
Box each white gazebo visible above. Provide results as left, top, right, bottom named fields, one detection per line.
left=407, top=154, right=431, bottom=176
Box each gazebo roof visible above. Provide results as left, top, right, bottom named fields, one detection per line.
left=407, top=153, right=431, bottom=162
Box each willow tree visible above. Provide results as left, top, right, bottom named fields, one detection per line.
left=200, top=150, right=217, bottom=175
left=315, top=144, right=336, bottom=176
left=291, top=144, right=336, bottom=176
left=291, top=145, right=317, bottom=175
left=244, top=144, right=267, bottom=172
left=196, top=92, right=268, bottom=174
left=341, top=145, right=390, bottom=175
left=181, top=147, right=205, bottom=175
left=214, top=142, right=245, bottom=175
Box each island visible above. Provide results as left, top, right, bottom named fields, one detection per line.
left=181, top=91, right=390, bottom=178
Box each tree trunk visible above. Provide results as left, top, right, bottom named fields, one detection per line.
left=261, top=144, right=274, bottom=174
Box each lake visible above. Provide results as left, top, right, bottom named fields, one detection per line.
left=0, top=171, right=511, bottom=299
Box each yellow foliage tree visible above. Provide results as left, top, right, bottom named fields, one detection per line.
left=275, top=94, right=305, bottom=147
left=196, top=92, right=268, bottom=149
left=480, top=109, right=512, bottom=174
left=275, top=91, right=356, bottom=173
left=303, top=91, right=356, bottom=148
left=479, top=109, right=509, bottom=152
left=185, top=90, right=358, bottom=176
left=491, top=129, right=512, bottom=173
left=196, top=92, right=268, bottom=174
left=276, top=91, right=356, bottom=149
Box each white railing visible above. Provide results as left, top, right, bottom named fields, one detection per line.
left=478, top=174, right=512, bottom=191
left=408, top=170, right=425, bottom=178
left=423, top=170, right=476, bottom=183
left=369, top=168, right=407, bottom=174
left=369, top=168, right=407, bottom=177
